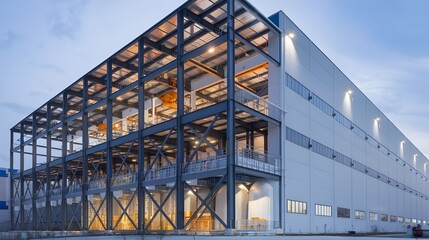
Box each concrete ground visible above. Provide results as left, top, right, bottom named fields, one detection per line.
left=35, top=234, right=416, bottom=240
left=0, top=233, right=417, bottom=240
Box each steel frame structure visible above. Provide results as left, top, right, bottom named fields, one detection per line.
left=10, top=0, right=284, bottom=234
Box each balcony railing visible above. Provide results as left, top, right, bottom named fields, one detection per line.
left=50, top=187, right=62, bottom=196
left=67, top=182, right=82, bottom=193
left=183, top=155, right=227, bottom=175
left=88, top=177, right=106, bottom=191
left=183, top=142, right=280, bottom=176
left=235, top=88, right=282, bottom=121
left=111, top=172, right=137, bottom=186
left=235, top=142, right=280, bottom=175
left=144, top=165, right=177, bottom=181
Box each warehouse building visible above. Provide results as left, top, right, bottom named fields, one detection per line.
left=10, top=0, right=429, bottom=235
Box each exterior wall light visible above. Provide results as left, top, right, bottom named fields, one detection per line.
left=288, top=32, right=295, bottom=39
left=347, top=90, right=353, bottom=95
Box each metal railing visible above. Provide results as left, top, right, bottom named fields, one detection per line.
left=183, top=155, right=227, bottom=175
left=144, top=165, right=177, bottom=181
left=67, top=182, right=82, bottom=193
left=235, top=142, right=281, bottom=175
left=235, top=88, right=282, bottom=121
left=50, top=187, right=62, bottom=196
left=111, top=172, right=137, bottom=186
left=88, top=177, right=106, bottom=190
left=236, top=219, right=280, bottom=231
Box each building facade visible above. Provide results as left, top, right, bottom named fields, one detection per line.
left=9, top=0, right=429, bottom=235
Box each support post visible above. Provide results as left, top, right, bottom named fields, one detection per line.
left=9, top=130, right=14, bottom=231
left=61, top=92, right=68, bottom=230
left=106, top=61, right=113, bottom=230
left=226, top=0, right=236, bottom=231
left=176, top=8, right=185, bottom=231
left=32, top=113, right=37, bottom=230
left=19, top=123, right=24, bottom=230
left=137, top=37, right=146, bottom=232
left=82, top=79, right=89, bottom=230
left=46, top=103, right=52, bottom=230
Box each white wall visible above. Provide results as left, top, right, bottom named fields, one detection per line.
left=275, top=11, right=429, bottom=234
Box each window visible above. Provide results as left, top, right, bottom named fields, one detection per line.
left=398, top=216, right=404, bottom=223
left=390, top=215, right=398, bottom=222
left=355, top=210, right=365, bottom=220
left=286, top=75, right=310, bottom=100
left=286, top=127, right=310, bottom=148
left=315, top=204, right=332, bottom=217
left=412, top=219, right=417, bottom=224
left=337, top=207, right=350, bottom=218
left=381, top=214, right=388, bottom=222
left=287, top=200, right=307, bottom=214
left=370, top=212, right=378, bottom=221
left=405, top=218, right=411, bottom=223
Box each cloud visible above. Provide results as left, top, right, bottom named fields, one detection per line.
left=0, top=30, right=18, bottom=49
left=0, top=102, right=33, bottom=115
left=32, top=62, right=65, bottom=74
left=48, top=1, right=86, bottom=40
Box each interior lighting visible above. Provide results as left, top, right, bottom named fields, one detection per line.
left=132, top=159, right=137, bottom=162
left=288, top=32, right=295, bottom=39
left=208, top=47, right=215, bottom=53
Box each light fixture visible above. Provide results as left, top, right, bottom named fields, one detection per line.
left=347, top=90, right=353, bottom=95
left=208, top=47, right=215, bottom=53
left=375, top=117, right=380, bottom=122
left=132, top=159, right=137, bottom=162
left=401, top=140, right=406, bottom=144
left=288, top=32, right=295, bottom=39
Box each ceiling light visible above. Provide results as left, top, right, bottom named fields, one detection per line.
left=288, top=32, right=295, bottom=39
left=208, top=47, right=215, bottom=53
left=132, top=159, right=137, bottom=162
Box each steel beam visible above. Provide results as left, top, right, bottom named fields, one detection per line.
left=137, top=37, right=145, bottom=232
left=106, top=61, right=113, bottom=230
left=9, top=130, right=14, bottom=230
left=176, top=9, right=185, bottom=230
left=61, top=93, right=68, bottom=231
left=82, top=79, right=89, bottom=230
left=45, top=103, right=52, bottom=229
left=32, top=113, right=37, bottom=229
left=226, top=0, right=236, bottom=230
left=19, top=123, right=25, bottom=230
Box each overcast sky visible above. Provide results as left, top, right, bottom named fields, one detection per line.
left=0, top=0, right=428, bottom=168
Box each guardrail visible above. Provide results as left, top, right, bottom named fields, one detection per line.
left=144, top=165, right=177, bottom=181
left=236, top=142, right=280, bottom=175
left=111, top=172, right=137, bottom=186
left=183, top=155, right=227, bottom=175
left=235, top=88, right=282, bottom=121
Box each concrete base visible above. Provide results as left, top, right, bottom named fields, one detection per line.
left=224, top=228, right=237, bottom=235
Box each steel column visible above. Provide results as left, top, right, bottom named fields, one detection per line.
left=19, top=122, right=25, bottom=230
left=61, top=93, right=68, bottom=230
left=176, top=8, right=185, bottom=230
left=32, top=113, right=37, bottom=229
left=226, top=0, right=236, bottom=230
left=106, top=61, right=113, bottom=230
left=9, top=129, right=14, bottom=230
left=137, top=37, right=145, bottom=232
left=82, top=79, right=89, bottom=230
left=46, top=103, right=52, bottom=229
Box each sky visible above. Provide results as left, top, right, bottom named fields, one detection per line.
left=0, top=0, right=429, bottom=168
